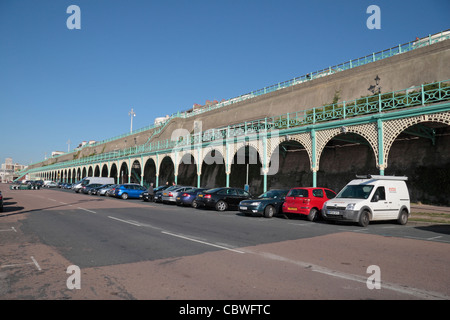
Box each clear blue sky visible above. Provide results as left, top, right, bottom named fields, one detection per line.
left=0, top=0, right=449, bottom=166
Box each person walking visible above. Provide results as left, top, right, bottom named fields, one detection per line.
left=147, top=182, right=154, bottom=202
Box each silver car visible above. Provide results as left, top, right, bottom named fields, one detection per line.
left=161, top=186, right=196, bottom=204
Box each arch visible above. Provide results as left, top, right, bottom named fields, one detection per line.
left=119, top=161, right=129, bottom=184
left=143, top=157, right=157, bottom=187
left=94, top=165, right=100, bottom=177
left=110, top=163, right=118, bottom=183
left=177, top=153, right=197, bottom=186
left=201, top=149, right=226, bottom=188
left=130, top=159, right=142, bottom=184
left=315, top=123, right=379, bottom=171
left=87, top=166, right=93, bottom=177
left=159, top=155, right=175, bottom=186
left=230, top=145, right=262, bottom=194
left=82, top=167, right=87, bottom=179
left=383, top=112, right=450, bottom=168
left=101, top=164, right=108, bottom=177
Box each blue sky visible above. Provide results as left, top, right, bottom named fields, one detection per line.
left=0, top=0, right=449, bottom=166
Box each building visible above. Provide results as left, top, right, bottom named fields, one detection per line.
left=0, top=158, right=28, bottom=183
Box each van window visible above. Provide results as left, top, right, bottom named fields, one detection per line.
left=337, top=185, right=374, bottom=199
left=372, top=186, right=386, bottom=201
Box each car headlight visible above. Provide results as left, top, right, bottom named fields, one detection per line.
left=250, top=202, right=261, bottom=206
left=346, top=203, right=356, bottom=211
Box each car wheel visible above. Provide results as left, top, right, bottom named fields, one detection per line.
left=215, top=200, right=228, bottom=212
left=121, top=193, right=128, bottom=200
left=263, top=205, right=275, bottom=218
left=307, top=208, right=318, bottom=222
left=358, top=210, right=370, bottom=227
left=397, top=209, right=409, bottom=225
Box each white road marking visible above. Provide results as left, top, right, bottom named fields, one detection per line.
left=245, top=250, right=450, bottom=300
left=1, top=257, right=41, bottom=271
left=77, top=207, right=97, bottom=214
left=108, top=216, right=141, bottom=226
left=161, top=231, right=245, bottom=254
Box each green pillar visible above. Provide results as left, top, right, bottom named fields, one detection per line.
left=377, top=119, right=385, bottom=175
left=311, top=129, right=317, bottom=187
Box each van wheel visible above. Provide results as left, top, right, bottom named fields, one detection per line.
left=264, top=205, right=275, bottom=218
left=121, top=193, right=128, bottom=200
left=307, top=208, right=318, bottom=221
left=397, top=209, right=409, bottom=225
left=215, top=200, right=227, bottom=212
left=358, top=210, right=370, bottom=227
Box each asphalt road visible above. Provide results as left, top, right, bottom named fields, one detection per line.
left=1, top=186, right=449, bottom=302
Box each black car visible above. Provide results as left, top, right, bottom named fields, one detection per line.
left=141, top=185, right=169, bottom=202
left=194, top=187, right=252, bottom=211
left=238, top=189, right=289, bottom=218
left=0, top=190, right=3, bottom=212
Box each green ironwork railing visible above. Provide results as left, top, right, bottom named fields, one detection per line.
left=18, top=78, right=450, bottom=178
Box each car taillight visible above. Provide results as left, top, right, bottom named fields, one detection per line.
left=168, top=192, right=173, bottom=197
left=303, top=198, right=311, bottom=204
left=204, top=194, right=211, bottom=199
left=182, top=193, right=189, bottom=197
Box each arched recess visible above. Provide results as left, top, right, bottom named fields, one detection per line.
left=177, top=153, right=197, bottom=186
left=88, top=166, right=93, bottom=177
left=130, top=159, right=141, bottom=184
left=110, top=163, right=118, bottom=183
left=143, top=158, right=157, bottom=187
left=230, top=145, right=262, bottom=195
left=82, top=167, right=87, bottom=179
left=267, top=138, right=311, bottom=190
left=77, top=168, right=81, bottom=181
left=318, top=131, right=377, bottom=192
left=159, top=156, right=175, bottom=186
left=201, top=148, right=226, bottom=189
left=94, top=165, right=100, bottom=177
left=101, top=164, right=108, bottom=177
left=119, top=161, right=129, bottom=184
left=384, top=114, right=450, bottom=205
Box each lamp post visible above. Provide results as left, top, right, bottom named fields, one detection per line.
left=128, top=108, right=136, bottom=133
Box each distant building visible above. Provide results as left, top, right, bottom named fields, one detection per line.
left=51, top=151, right=65, bottom=157
left=0, top=158, right=27, bottom=183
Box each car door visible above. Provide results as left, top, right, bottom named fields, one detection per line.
left=370, top=186, right=390, bottom=219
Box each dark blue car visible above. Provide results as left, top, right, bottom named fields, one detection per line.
left=239, top=189, right=289, bottom=218
left=176, top=188, right=207, bottom=207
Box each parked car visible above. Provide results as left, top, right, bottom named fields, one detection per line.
left=161, top=186, right=196, bottom=204
left=88, top=184, right=113, bottom=195
left=282, top=187, right=336, bottom=221
left=0, top=190, right=3, bottom=212
left=154, top=185, right=178, bottom=203
left=239, top=189, right=289, bottom=218
left=96, top=184, right=115, bottom=196
left=195, top=187, right=252, bottom=211
left=114, top=184, right=147, bottom=199
left=105, top=185, right=119, bottom=197
left=81, top=183, right=103, bottom=194
left=176, top=188, right=207, bottom=207
left=140, top=185, right=168, bottom=202
left=45, top=181, right=58, bottom=188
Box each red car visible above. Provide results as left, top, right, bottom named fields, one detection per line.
left=282, top=187, right=336, bottom=221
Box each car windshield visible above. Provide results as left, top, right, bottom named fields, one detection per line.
left=336, top=185, right=374, bottom=199
left=258, top=190, right=287, bottom=199
left=287, top=189, right=309, bottom=197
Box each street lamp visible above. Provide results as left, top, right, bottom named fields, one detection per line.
left=128, top=108, right=136, bottom=133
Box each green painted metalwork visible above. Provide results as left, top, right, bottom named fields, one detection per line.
left=17, top=79, right=450, bottom=180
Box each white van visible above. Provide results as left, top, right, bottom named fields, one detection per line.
left=73, top=177, right=115, bottom=193
left=322, top=175, right=410, bottom=227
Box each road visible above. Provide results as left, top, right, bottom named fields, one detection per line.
left=1, top=185, right=449, bottom=303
